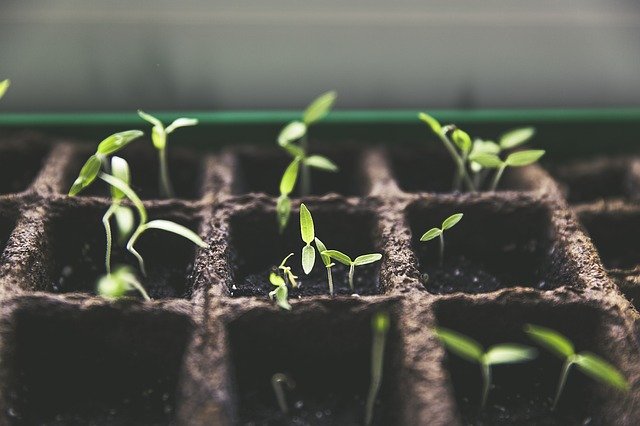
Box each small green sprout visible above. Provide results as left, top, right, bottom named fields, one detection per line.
left=0, top=79, right=10, bottom=100
left=97, top=265, right=150, bottom=301
left=98, top=173, right=207, bottom=276
left=269, top=272, right=291, bottom=311
left=470, top=149, right=545, bottom=191
left=365, top=311, right=390, bottom=426
left=276, top=92, right=338, bottom=230
left=436, top=327, right=537, bottom=409
left=277, top=253, right=298, bottom=288
left=271, top=373, right=295, bottom=414
left=299, top=203, right=316, bottom=274
left=420, top=213, right=463, bottom=266
left=524, top=324, right=629, bottom=410
left=321, top=250, right=382, bottom=292
left=138, top=110, right=198, bottom=198
left=314, top=237, right=335, bottom=296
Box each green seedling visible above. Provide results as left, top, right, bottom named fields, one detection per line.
left=470, top=149, right=545, bottom=191
left=276, top=92, right=338, bottom=230
left=102, top=157, right=135, bottom=274
left=525, top=324, right=628, bottom=410
left=277, top=253, right=298, bottom=288
left=420, top=213, right=463, bottom=267
left=98, top=172, right=207, bottom=276
left=299, top=203, right=316, bottom=274
left=269, top=272, right=291, bottom=311
left=138, top=110, right=198, bottom=198
left=365, top=311, right=390, bottom=426
left=435, top=327, right=537, bottom=409
left=314, top=237, right=335, bottom=296
left=0, top=79, right=10, bottom=100
left=97, top=265, right=150, bottom=301
left=321, top=250, right=382, bottom=291
left=271, top=373, right=295, bottom=414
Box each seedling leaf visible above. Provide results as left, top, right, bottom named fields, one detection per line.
left=322, top=249, right=352, bottom=266
left=137, top=110, right=163, bottom=128
left=418, top=112, right=442, bottom=134
left=353, top=253, right=382, bottom=266
left=420, top=228, right=442, bottom=242
left=303, top=90, right=337, bottom=125
left=435, top=327, right=483, bottom=363
left=302, top=244, right=316, bottom=274
left=96, top=130, right=144, bottom=155
left=143, top=220, right=208, bottom=248
left=299, top=203, right=315, bottom=244
left=315, top=237, right=331, bottom=266
left=69, top=154, right=102, bottom=195
left=469, top=153, right=503, bottom=168
left=269, top=284, right=291, bottom=311
left=114, top=206, right=135, bottom=242
left=442, top=213, right=463, bottom=230
left=471, top=139, right=501, bottom=156
left=500, top=127, right=535, bottom=150
left=574, top=353, right=629, bottom=391
left=452, top=129, right=472, bottom=154
left=166, top=117, right=198, bottom=134
left=110, top=156, right=130, bottom=200
left=304, top=155, right=338, bottom=172
left=0, top=79, right=9, bottom=99
left=484, top=344, right=538, bottom=365
left=524, top=324, right=575, bottom=358
left=280, top=158, right=300, bottom=195
left=278, top=121, right=307, bottom=146
left=270, top=271, right=286, bottom=287
left=505, top=150, right=545, bottom=167
left=276, top=195, right=292, bottom=232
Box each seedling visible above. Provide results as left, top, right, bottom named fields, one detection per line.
left=276, top=92, right=338, bottom=230
left=97, top=265, right=150, bottom=301
left=524, top=324, right=628, bottom=410
left=321, top=250, right=382, bottom=291
left=277, top=253, right=298, bottom=288
left=0, top=79, right=10, bottom=100
left=420, top=213, right=463, bottom=267
left=470, top=149, right=545, bottom=191
left=299, top=203, right=316, bottom=274
left=269, top=272, right=291, bottom=311
left=314, top=237, right=335, bottom=295
left=365, top=311, right=390, bottom=426
left=102, top=156, right=135, bottom=274
left=435, top=327, right=537, bottom=408
left=138, top=110, right=198, bottom=198
left=271, top=373, right=295, bottom=414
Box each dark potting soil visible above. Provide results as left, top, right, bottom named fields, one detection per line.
left=0, top=143, right=50, bottom=194
left=552, top=158, right=633, bottom=204
left=578, top=211, right=640, bottom=271
left=231, top=262, right=380, bottom=298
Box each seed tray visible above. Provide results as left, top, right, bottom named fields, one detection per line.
left=0, top=130, right=638, bottom=425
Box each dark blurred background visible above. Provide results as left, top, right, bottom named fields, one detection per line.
left=1, top=0, right=639, bottom=112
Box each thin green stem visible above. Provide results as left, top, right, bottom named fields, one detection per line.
left=439, top=233, right=445, bottom=267
left=125, top=275, right=151, bottom=301
left=300, top=135, right=311, bottom=196
left=127, top=226, right=147, bottom=276
left=490, top=164, right=507, bottom=191
left=453, top=150, right=469, bottom=191
left=158, top=147, right=174, bottom=198
left=552, top=358, right=574, bottom=410
left=481, top=362, right=492, bottom=409
left=102, top=204, right=118, bottom=274
left=271, top=373, right=294, bottom=414
left=437, top=131, right=475, bottom=192
left=327, top=265, right=334, bottom=296
left=349, top=263, right=355, bottom=291
left=365, top=321, right=388, bottom=426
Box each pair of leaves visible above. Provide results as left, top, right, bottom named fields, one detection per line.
left=269, top=272, right=291, bottom=310
left=300, top=204, right=316, bottom=274
left=276, top=91, right=337, bottom=146
left=436, top=327, right=537, bottom=366
left=68, top=130, right=144, bottom=196
left=420, top=213, right=463, bottom=242
left=321, top=250, right=382, bottom=267
left=138, top=110, right=198, bottom=150
left=525, top=324, right=628, bottom=391
left=470, top=149, right=545, bottom=169
left=0, top=79, right=10, bottom=100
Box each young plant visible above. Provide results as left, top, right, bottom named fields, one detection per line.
left=0, top=79, right=10, bottom=100
left=314, top=237, right=335, bottom=296
left=435, top=327, right=537, bottom=408
left=269, top=272, right=291, bottom=311
left=97, top=265, right=150, bottom=301
left=277, top=253, right=298, bottom=288
left=470, top=149, right=545, bottom=191
left=271, top=373, right=295, bottom=414
left=524, top=324, right=629, bottom=410
left=276, top=92, right=338, bottom=230
left=138, top=110, right=198, bottom=198
left=299, top=203, right=316, bottom=274
left=102, top=157, right=135, bottom=274
left=321, top=250, right=382, bottom=292
left=365, top=311, right=390, bottom=426
left=420, top=213, right=463, bottom=267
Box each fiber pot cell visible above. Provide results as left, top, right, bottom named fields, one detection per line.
left=225, top=200, right=383, bottom=297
